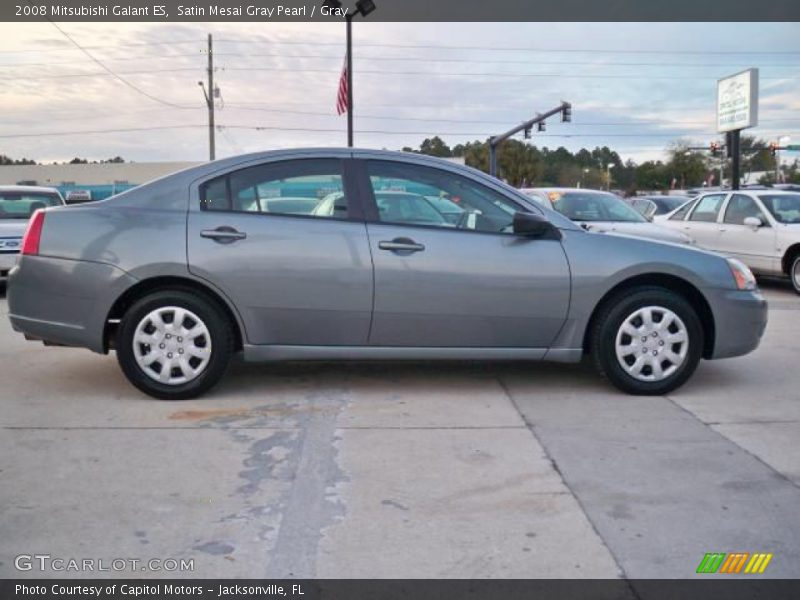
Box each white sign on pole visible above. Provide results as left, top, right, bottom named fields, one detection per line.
left=717, top=68, right=759, bottom=133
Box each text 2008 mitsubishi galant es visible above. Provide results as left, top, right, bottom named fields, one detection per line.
left=7, top=149, right=767, bottom=400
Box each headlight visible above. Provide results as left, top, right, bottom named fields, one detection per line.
left=727, top=258, right=757, bottom=291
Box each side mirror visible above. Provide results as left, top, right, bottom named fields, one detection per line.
left=513, top=212, right=561, bottom=239
left=743, top=216, right=762, bottom=229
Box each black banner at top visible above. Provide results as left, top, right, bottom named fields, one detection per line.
left=4, top=0, right=800, bottom=22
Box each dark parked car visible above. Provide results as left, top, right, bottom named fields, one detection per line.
left=8, top=149, right=767, bottom=399
left=638, top=195, right=693, bottom=216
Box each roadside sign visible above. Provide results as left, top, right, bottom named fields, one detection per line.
left=717, top=68, right=759, bottom=133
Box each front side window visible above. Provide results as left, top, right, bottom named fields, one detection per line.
left=689, top=194, right=727, bottom=223
left=0, top=192, right=61, bottom=219
left=366, top=161, right=523, bottom=234
left=724, top=194, right=769, bottom=226
left=200, top=159, right=346, bottom=218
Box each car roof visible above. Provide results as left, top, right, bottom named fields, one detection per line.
left=523, top=187, right=614, bottom=195
left=0, top=185, right=62, bottom=194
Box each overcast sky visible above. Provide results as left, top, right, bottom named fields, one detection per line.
left=1, top=21, right=799, bottom=164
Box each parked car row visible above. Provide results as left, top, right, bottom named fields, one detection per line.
left=520, top=186, right=800, bottom=295
left=7, top=150, right=767, bottom=400
left=659, top=190, right=800, bottom=294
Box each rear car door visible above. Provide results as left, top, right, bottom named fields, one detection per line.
left=717, top=193, right=778, bottom=272
left=187, top=157, right=374, bottom=346
left=358, top=159, right=571, bottom=348
left=682, top=193, right=729, bottom=249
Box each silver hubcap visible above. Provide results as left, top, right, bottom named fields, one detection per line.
left=793, top=258, right=800, bottom=290
left=132, top=306, right=212, bottom=386
left=615, top=306, right=689, bottom=382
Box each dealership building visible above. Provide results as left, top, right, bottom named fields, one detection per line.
left=0, top=162, right=200, bottom=201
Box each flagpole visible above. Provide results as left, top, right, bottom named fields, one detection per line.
left=346, top=13, right=353, bottom=147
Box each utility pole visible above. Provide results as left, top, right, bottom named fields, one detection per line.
left=198, top=34, right=215, bottom=161
left=489, top=102, right=571, bottom=178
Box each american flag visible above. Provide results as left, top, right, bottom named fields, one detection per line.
left=336, top=56, right=348, bottom=116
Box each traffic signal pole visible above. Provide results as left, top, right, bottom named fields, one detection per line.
left=729, top=130, right=741, bottom=190
left=489, top=102, right=571, bottom=178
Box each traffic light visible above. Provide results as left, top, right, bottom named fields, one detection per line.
left=710, top=141, right=721, bottom=157
left=537, top=121, right=546, bottom=132
left=523, top=126, right=531, bottom=139
left=561, top=104, right=572, bottom=122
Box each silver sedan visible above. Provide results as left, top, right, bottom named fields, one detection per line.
left=7, top=149, right=767, bottom=399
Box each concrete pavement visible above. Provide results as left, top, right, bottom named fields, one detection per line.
left=0, top=281, right=798, bottom=579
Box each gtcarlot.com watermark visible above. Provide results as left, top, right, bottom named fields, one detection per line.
left=15, top=554, right=194, bottom=573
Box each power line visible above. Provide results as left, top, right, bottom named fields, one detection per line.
left=0, top=123, right=758, bottom=139
left=214, top=38, right=800, bottom=56
left=42, top=20, right=196, bottom=109
left=5, top=53, right=800, bottom=70
left=218, top=66, right=798, bottom=82
left=0, top=68, right=200, bottom=81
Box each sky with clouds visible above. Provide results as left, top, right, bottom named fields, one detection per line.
left=1, top=21, right=799, bottom=164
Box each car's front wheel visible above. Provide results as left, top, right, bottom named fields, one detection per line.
left=591, top=287, right=703, bottom=395
left=116, top=289, right=234, bottom=400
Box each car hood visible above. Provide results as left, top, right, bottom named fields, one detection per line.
left=580, top=221, right=693, bottom=244
left=0, top=219, right=29, bottom=237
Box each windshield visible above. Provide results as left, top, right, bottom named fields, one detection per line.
left=548, top=191, right=646, bottom=223
left=0, top=192, right=62, bottom=219
left=759, top=194, right=800, bottom=224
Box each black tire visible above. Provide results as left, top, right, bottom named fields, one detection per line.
left=116, top=289, right=234, bottom=400
left=791, top=254, right=800, bottom=295
left=591, top=286, right=704, bottom=395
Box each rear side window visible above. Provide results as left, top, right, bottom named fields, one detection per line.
left=200, top=159, right=347, bottom=218
left=669, top=199, right=695, bottom=221
left=689, top=194, right=726, bottom=222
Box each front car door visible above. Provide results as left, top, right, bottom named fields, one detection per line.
left=187, top=156, right=374, bottom=346
left=357, top=158, right=571, bottom=349
left=717, top=193, right=778, bottom=273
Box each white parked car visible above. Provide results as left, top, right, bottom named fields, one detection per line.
left=660, top=190, right=800, bottom=294
left=521, top=188, right=695, bottom=245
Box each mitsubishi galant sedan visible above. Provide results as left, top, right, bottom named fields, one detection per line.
left=7, top=149, right=767, bottom=400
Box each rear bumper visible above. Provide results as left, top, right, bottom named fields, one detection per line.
left=708, top=288, right=768, bottom=359
left=7, top=255, right=138, bottom=352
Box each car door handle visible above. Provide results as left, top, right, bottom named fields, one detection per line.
left=378, top=238, right=425, bottom=253
left=200, top=227, right=247, bottom=243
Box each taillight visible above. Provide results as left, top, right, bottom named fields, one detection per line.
left=21, top=210, right=45, bottom=255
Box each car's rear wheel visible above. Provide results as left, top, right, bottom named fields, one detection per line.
left=791, top=255, right=800, bottom=295
left=116, top=290, right=234, bottom=400
left=591, top=287, right=703, bottom=395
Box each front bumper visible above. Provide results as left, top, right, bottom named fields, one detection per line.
left=708, top=288, right=768, bottom=359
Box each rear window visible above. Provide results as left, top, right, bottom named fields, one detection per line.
left=0, top=192, right=62, bottom=219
